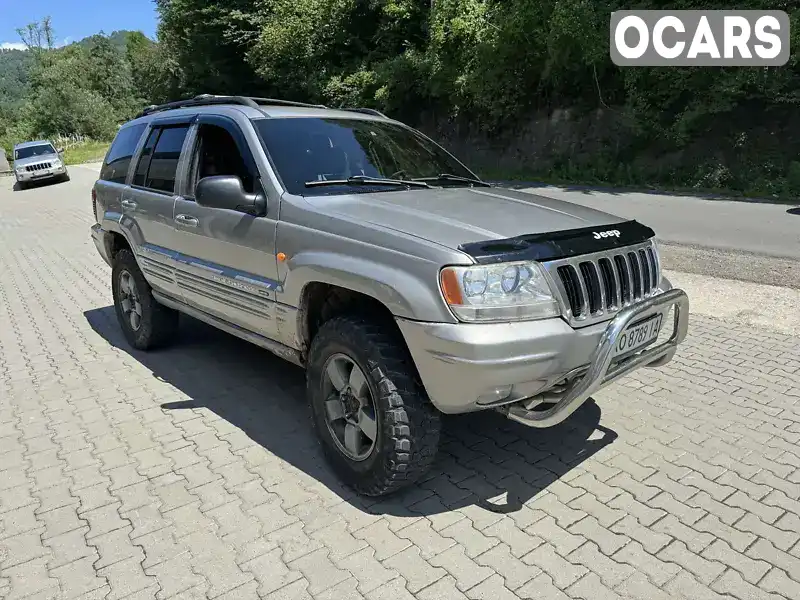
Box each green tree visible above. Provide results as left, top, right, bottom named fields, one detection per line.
left=154, top=0, right=262, bottom=95
left=125, top=31, right=180, bottom=104
left=85, top=34, right=136, bottom=115
left=25, top=44, right=118, bottom=139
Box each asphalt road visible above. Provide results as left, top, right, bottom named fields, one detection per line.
left=518, top=185, right=800, bottom=289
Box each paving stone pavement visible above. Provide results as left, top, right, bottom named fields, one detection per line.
left=2, top=171, right=800, bottom=599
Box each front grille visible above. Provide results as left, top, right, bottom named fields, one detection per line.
left=544, top=241, right=661, bottom=326
left=25, top=162, right=52, bottom=172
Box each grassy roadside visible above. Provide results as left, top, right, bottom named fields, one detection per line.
left=62, top=140, right=110, bottom=165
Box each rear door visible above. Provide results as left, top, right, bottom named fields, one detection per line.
left=122, top=116, right=194, bottom=300
left=96, top=122, right=147, bottom=236
left=169, top=114, right=280, bottom=339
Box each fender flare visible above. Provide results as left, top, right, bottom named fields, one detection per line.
left=282, top=251, right=455, bottom=341
left=101, top=214, right=143, bottom=260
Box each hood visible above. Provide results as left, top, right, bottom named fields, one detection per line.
left=13, top=153, right=60, bottom=168
left=311, top=185, right=628, bottom=250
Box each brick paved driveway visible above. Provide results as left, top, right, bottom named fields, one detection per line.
left=2, top=169, right=800, bottom=599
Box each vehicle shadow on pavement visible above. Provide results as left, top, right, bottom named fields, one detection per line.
left=12, top=178, right=66, bottom=192
left=84, top=306, right=618, bottom=518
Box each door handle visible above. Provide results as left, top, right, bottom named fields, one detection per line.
left=175, top=214, right=199, bottom=228
left=121, top=199, right=137, bottom=210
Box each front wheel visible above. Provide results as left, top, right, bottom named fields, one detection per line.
left=111, top=249, right=178, bottom=350
left=307, top=315, right=441, bottom=496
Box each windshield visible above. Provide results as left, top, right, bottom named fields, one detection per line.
left=15, top=144, right=56, bottom=161
left=253, top=117, right=477, bottom=196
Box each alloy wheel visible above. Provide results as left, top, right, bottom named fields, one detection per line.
left=118, top=270, right=143, bottom=332
left=321, top=353, right=379, bottom=461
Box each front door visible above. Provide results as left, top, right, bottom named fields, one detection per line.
left=169, top=115, right=281, bottom=340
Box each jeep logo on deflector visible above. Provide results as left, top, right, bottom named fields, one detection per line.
left=593, top=229, right=621, bottom=240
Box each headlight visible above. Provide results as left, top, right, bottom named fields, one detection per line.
left=440, top=260, right=561, bottom=322
left=15, top=166, right=24, bottom=173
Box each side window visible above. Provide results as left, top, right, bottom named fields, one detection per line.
left=191, top=123, right=255, bottom=195
left=133, top=128, right=160, bottom=187
left=145, top=125, right=190, bottom=194
left=99, top=123, right=147, bottom=184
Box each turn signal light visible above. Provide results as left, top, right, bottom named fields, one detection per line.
left=439, top=268, right=464, bottom=305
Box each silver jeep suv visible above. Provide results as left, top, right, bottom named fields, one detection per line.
left=13, top=140, right=70, bottom=188
left=90, top=94, right=689, bottom=496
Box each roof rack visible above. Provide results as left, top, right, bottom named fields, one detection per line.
left=248, top=96, right=328, bottom=109
left=136, top=95, right=258, bottom=118
left=135, top=94, right=328, bottom=118
left=340, top=107, right=388, bottom=118
left=135, top=95, right=387, bottom=120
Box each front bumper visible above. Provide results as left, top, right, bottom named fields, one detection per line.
left=15, top=165, right=67, bottom=183
left=396, top=288, right=689, bottom=427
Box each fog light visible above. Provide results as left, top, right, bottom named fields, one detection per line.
left=476, top=385, right=513, bottom=405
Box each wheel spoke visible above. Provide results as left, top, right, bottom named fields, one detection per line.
left=325, top=398, right=345, bottom=422
left=326, top=359, right=349, bottom=391
left=358, top=408, right=377, bottom=441
left=129, top=311, right=141, bottom=330
left=348, top=365, right=368, bottom=401
left=343, top=423, right=361, bottom=456
left=119, top=275, right=130, bottom=295
left=133, top=300, right=143, bottom=316
left=120, top=298, right=132, bottom=313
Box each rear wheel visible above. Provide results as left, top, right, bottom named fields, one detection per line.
left=111, top=249, right=178, bottom=350
left=307, top=315, right=440, bottom=496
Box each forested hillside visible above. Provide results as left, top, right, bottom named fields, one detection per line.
left=0, top=20, right=161, bottom=150
left=2, top=2, right=800, bottom=197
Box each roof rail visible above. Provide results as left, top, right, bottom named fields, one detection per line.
left=135, top=95, right=260, bottom=118
left=134, top=94, right=327, bottom=119
left=248, top=97, right=328, bottom=109
left=340, top=107, right=388, bottom=118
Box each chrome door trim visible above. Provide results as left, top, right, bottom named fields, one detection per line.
left=139, top=243, right=283, bottom=294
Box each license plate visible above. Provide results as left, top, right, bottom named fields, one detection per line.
left=613, top=312, right=664, bottom=358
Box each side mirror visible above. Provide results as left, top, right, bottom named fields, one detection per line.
left=56, top=148, right=64, bottom=154
left=195, top=175, right=266, bottom=216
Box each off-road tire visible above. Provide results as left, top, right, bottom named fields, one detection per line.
left=307, top=315, right=441, bottom=496
left=112, top=249, right=178, bottom=350
left=61, top=173, right=71, bottom=183
left=16, top=181, right=26, bottom=191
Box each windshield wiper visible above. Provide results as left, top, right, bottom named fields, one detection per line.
left=412, top=173, right=491, bottom=187
left=305, top=175, right=431, bottom=189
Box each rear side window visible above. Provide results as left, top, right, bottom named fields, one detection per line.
left=100, top=123, right=147, bottom=184
left=133, top=128, right=160, bottom=188
left=144, top=125, right=190, bottom=193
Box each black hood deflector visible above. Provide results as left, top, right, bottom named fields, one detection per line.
left=458, top=220, right=656, bottom=264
